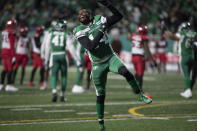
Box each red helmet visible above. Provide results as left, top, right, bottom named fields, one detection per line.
left=6, top=19, right=17, bottom=28
left=20, top=26, right=28, bottom=35
left=137, top=25, right=147, bottom=35
left=35, top=25, right=45, bottom=34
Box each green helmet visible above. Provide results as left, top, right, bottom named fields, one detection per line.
left=178, top=22, right=191, bottom=32
left=51, top=20, right=67, bottom=31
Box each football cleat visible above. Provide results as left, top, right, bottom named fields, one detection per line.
left=40, top=82, right=46, bottom=90
left=28, top=81, right=35, bottom=87
left=5, top=85, right=18, bottom=92
left=180, top=89, right=192, bottom=98
left=52, top=93, right=57, bottom=102
left=138, top=93, right=152, bottom=104
left=60, top=96, right=67, bottom=102
left=72, top=85, right=85, bottom=93
left=144, top=94, right=153, bottom=99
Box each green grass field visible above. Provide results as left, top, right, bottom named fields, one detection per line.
left=0, top=66, right=197, bottom=131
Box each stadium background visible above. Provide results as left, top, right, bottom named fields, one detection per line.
left=0, top=0, right=196, bottom=69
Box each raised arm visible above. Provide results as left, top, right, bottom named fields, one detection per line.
left=98, top=0, right=123, bottom=26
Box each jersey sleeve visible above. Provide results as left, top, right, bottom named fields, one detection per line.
left=73, top=26, right=86, bottom=39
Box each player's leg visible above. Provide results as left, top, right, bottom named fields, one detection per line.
left=180, top=56, right=193, bottom=98
left=109, top=55, right=152, bottom=103
left=60, top=55, right=68, bottom=102
left=38, top=55, right=45, bottom=88
left=50, top=55, right=59, bottom=102
left=12, top=55, right=20, bottom=84
left=29, top=53, right=38, bottom=86
left=20, top=55, right=28, bottom=85
left=92, top=63, right=108, bottom=130
left=135, top=56, right=145, bottom=90
left=5, top=56, right=18, bottom=91
left=72, top=56, right=85, bottom=93
left=0, top=56, right=8, bottom=90
left=29, top=67, right=37, bottom=86
left=191, top=60, right=197, bottom=90
left=86, top=69, right=91, bottom=90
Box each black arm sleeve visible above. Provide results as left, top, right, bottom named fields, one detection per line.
left=78, top=31, right=104, bottom=51
left=106, top=4, right=123, bottom=26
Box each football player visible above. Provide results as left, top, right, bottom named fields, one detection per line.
left=165, top=22, right=197, bottom=98
left=157, top=33, right=168, bottom=73
left=127, top=25, right=157, bottom=91
left=73, top=0, right=152, bottom=130
left=0, top=19, right=18, bottom=91
left=28, top=25, right=45, bottom=89
left=12, top=26, right=30, bottom=85
left=43, top=20, right=73, bottom=102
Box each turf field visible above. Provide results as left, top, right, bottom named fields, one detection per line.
left=0, top=66, right=197, bottom=131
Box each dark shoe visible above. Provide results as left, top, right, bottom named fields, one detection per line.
left=52, top=93, right=57, bottom=102
left=60, top=96, right=67, bottom=102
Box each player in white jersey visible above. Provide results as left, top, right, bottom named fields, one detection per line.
left=13, top=26, right=30, bottom=85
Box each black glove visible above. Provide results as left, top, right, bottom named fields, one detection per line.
left=98, top=0, right=111, bottom=7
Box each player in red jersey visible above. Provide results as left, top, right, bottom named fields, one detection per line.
left=156, top=33, right=168, bottom=73
left=0, top=19, right=18, bottom=91
left=28, top=26, right=45, bottom=88
left=12, top=26, right=31, bottom=85
left=127, top=25, right=157, bottom=92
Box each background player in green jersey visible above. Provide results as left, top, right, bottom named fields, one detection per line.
left=43, top=20, right=69, bottom=102
left=73, top=0, right=152, bottom=130
left=71, top=39, right=85, bottom=93
left=71, top=39, right=92, bottom=93
left=165, top=22, right=197, bottom=98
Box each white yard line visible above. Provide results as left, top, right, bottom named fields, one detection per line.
left=44, top=110, right=75, bottom=113
left=0, top=100, right=196, bottom=109
left=188, top=119, right=197, bottom=122
left=10, top=108, right=42, bottom=111
left=77, top=112, right=108, bottom=115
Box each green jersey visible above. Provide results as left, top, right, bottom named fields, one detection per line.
left=50, top=30, right=68, bottom=53
left=73, top=15, right=114, bottom=64
left=73, top=39, right=85, bottom=56
left=177, top=31, right=197, bottom=56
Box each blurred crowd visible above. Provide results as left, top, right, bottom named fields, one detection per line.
left=0, top=0, right=197, bottom=33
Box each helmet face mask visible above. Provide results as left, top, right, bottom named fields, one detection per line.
left=52, top=20, right=67, bottom=31
left=179, top=22, right=191, bottom=32
left=20, top=27, right=28, bottom=37
left=137, top=25, right=147, bottom=35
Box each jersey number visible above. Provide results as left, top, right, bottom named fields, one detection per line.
left=52, top=35, right=64, bottom=47
left=89, top=34, right=107, bottom=43
left=132, top=40, right=143, bottom=48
